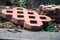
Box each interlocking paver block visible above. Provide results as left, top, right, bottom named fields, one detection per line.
left=2, top=7, right=51, bottom=30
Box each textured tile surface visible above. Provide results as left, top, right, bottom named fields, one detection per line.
left=0, top=28, right=60, bottom=40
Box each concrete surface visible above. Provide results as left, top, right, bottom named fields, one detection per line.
left=0, top=28, right=60, bottom=40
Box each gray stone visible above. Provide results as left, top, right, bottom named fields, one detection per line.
left=0, top=28, right=60, bottom=40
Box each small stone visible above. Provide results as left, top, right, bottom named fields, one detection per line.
left=15, top=29, right=22, bottom=32
left=59, top=30, right=60, bottom=32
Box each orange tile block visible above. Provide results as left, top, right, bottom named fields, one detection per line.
left=1, top=7, right=51, bottom=30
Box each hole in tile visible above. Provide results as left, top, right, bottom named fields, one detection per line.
left=40, top=17, right=46, bottom=19
left=29, top=16, right=35, bottom=19
left=17, top=15, right=24, bottom=18
left=7, top=11, right=13, bottom=13
left=30, top=20, right=37, bottom=24
left=17, top=11, right=23, bottom=14
left=28, top=12, right=34, bottom=14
